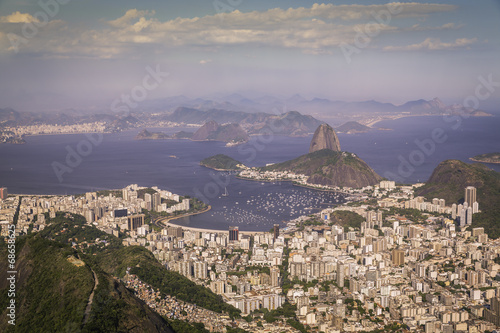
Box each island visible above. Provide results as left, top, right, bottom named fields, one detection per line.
left=191, top=120, right=249, bottom=145
left=335, top=121, right=371, bottom=134
left=135, top=129, right=169, bottom=140
left=470, top=152, right=500, bottom=164
left=200, top=154, right=245, bottom=171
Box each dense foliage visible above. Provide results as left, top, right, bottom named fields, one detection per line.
left=329, top=210, right=364, bottom=229
left=200, top=154, right=243, bottom=170
left=415, top=160, right=500, bottom=238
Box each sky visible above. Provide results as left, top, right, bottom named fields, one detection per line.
left=0, top=0, right=499, bottom=113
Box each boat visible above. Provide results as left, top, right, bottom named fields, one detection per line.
left=222, top=187, right=229, bottom=197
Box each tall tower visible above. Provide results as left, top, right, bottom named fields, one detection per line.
left=465, top=186, right=477, bottom=206
left=273, top=224, right=280, bottom=240
left=0, top=187, right=7, bottom=200
left=271, top=267, right=280, bottom=287
left=337, top=263, right=345, bottom=288
left=229, top=226, right=239, bottom=242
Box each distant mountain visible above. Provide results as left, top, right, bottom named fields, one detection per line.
left=200, top=154, right=244, bottom=170
left=309, top=123, right=341, bottom=153
left=335, top=121, right=371, bottom=134
left=191, top=120, right=249, bottom=144
left=171, top=130, right=194, bottom=139
left=263, top=149, right=382, bottom=188
left=105, top=115, right=140, bottom=132
left=0, top=107, right=21, bottom=123
left=135, top=129, right=169, bottom=140
left=168, top=108, right=322, bottom=137
left=415, top=160, right=500, bottom=238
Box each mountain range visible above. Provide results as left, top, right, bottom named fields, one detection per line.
left=1, top=94, right=492, bottom=132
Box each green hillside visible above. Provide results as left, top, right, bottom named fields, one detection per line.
left=262, top=149, right=382, bottom=188
left=415, top=160, right=500, bottom=238
left=39, top=212, right=240, bottom=317
left=200, top=154, right=243, bottom=170
left=0, top=234, right=174, bottom=332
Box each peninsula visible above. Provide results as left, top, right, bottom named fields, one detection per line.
left=470, top=152, right=500, bottom=164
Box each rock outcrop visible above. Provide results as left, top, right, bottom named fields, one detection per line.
left=262, top=149, right=382, bottom=188
left=309, top=123, right=341, bottom=153
left=191, top=121, right=249, bottom=143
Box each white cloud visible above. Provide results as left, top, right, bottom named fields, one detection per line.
left=108, top=9, right=155, bottom=28
left=199, top=59, right=212, bottom=65
left=384, top=37, right=478, bottom=51
left=408, top=22, right=463, bottom=31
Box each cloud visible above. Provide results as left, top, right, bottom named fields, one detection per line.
left=408, top=22, right=463, bottom=31
left=384, top=37, right=478, bottom=51
left=199, top=59, right=212, bottom=65
left=1, top=3, right=460, bottom=57
left=0, top=11, right=39, bottom=23
left=108, top=9, right=156, bottom=28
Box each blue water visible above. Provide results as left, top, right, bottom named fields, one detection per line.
left=0, top=115, right=498, bottom=230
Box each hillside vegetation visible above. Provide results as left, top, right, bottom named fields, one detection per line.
left=0, top=233, right=174, bottom=332
left=262, top=149, right=382, bottom=188
left=415, top=160, right=500, bottom=238
left=200, top=154, right=243, bottom=170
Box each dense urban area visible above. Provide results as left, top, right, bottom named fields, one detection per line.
left=1, top=176, right=498, bottom=333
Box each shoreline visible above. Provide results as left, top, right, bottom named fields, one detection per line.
left=368, top=113, right=495, bottom=128
left=158, top=207, right=268, bottom=235
left=469, top=158, right=500, bottom=165
left=236, top=175, right=346, bottom=193
left=158, top=205, right=212, bottom=224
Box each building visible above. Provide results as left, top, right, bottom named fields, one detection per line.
left=392, top=248, right=405, bottom=266
left=337, top=263, right=345, bottom=288
left=194, top=261, right=208, bottom=279
left=152, top=192, right=161, bottom=212
left=465, top=186, right=477, bottom=206
left=273, top=224, right=280, bottom=240
left=380, top=180, right=396, bottom=189
left=114, top=208, right=128, bottom=218
left=0, top=187, right=8, bottom=200
left=485, top=297, right=500, bottom=327
left=229, top=226, right=239, bottom=242
left=127, top=214, right=145, bottom=231
left=271, top=267, right=280, bottom=287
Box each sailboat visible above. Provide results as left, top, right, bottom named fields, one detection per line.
left=222, top=187, right=229, bottom=197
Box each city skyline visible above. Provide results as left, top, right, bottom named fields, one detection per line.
left=0, top=0, right=499, bottom=112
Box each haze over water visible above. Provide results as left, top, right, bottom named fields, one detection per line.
left=0, top=115, right=499, bottom=231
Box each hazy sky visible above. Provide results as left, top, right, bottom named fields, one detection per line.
left=0, top=0, right=499, bottom=112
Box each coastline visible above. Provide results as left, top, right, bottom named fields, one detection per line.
left=469, top=158, right=500, bottom=165
left=158, top=206, right=267, bottom=235
left=158, top=205, right=212, bottom=224
left=368, top=113, right=494, bottom=128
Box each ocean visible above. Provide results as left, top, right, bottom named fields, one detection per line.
left=0, top=115, right=498, bottom=231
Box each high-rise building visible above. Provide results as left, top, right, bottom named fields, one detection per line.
left=337, top=263, right=345, bottom=288
left=127, top=214, right=145, bottom=230
left=273, top=224, right=280, bottom=240
left=392, top=248, right=405, bottom=266
left=229, top=226, right=239, bottom=242
left=466, top=207, right=473, bottom=225
left=0, top=187, right=7, bottom=200
left=465, top=186, right=477, bottom=206
left=271, top=267, right=280, bottom=287
left=152, top=193, right=161, bottom=212
left=194, top=261, right=208, bottom=279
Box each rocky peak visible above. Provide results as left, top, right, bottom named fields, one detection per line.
left=191, top=120, right=220, bottom=140
left=309, top=123, right=341, bottom=153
